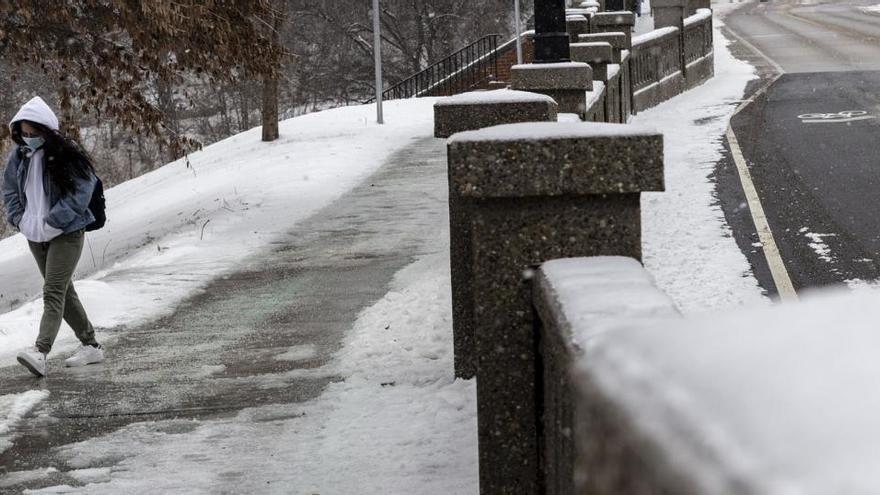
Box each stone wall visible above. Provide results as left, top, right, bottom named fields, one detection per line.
left=447, top=123, right=664, bottom=494
left=532, top=257, right=681, bottom=495
left=630, top=8, right=714, bottom=112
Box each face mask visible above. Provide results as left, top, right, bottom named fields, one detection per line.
left=22, top=136, right=45, bottom=151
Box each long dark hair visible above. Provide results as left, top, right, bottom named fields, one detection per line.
left=10, top=120, right=95, bottom=196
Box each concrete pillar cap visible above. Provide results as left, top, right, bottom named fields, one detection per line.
left=570, top=42, right=614, bottom=64
left=447, top=122, right=664, bottom=198
left=578, top=32, right=628, bottom=49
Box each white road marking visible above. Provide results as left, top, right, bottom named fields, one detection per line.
left=798, top=110, right=876, bottom=124
left=723, top=22, right=786, bottom=74
left=801, top=116, right=875, bottom=124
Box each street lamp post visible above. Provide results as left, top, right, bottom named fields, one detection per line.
left=533, top=0, right=571, bottom=63
left=372, top=0, right=384, bottom=124
left=514, top=0, right=523, bottom=65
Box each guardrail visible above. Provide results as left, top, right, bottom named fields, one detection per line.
left=366, top=34, right=502, bottom=103
left=684, top=9, right=713, bottom=65
left=629, top=8, right=713, bottom=112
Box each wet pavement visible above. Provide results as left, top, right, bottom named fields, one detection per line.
left=717, top=1, right=880, bottom=293
left=730, top=71, right=880, bottom=290
left=0, top=136, right=448, bottom=492
left=725, top=0, right=880, bottom=73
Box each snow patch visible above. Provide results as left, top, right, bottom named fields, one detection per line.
left=0, top=390, right=50, bottom=454
left=637, top=26, right=768, bottom=312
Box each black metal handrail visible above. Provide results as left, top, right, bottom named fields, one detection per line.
left=366, top=34, right=502, bottom=103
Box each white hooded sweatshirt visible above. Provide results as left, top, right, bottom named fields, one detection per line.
left=10, top=97, right=64, bottom=242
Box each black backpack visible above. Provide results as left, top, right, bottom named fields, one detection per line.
left=86, top=177, right=106, bottom=232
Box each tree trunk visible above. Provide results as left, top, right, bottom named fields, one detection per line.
left=261, top=8, right=284, bottom=142
left=239, top=85, right=250, bottom=131
left=261, top=75, right=279, bottom=141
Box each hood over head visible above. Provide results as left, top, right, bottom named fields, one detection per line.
left=9, top=96, right=60, bottom=132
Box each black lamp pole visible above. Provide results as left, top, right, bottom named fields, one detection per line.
left=533, top=0, right=571, bottom=63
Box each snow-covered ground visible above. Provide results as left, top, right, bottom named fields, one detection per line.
left=638, top=17, right=767, bottom=312
left=0, top=10, right=766, bottom=494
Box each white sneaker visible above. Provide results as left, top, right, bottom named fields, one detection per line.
left=64, top=344, right=106, bottom=368
left=17, top=347, right=48, bottom=377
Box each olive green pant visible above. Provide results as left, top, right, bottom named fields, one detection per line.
left=27, top=229, right=98, bottom=353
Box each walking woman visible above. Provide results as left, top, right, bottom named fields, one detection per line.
left=2, top=96, right=105, bottom=377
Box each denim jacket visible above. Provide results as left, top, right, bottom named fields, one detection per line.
left=2, top=146, right=97, bottom=235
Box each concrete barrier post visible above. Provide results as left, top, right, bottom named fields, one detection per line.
left=437, top=90, right=559, bottom=379
left=511, top=62, right=594, bottom=119
left=653, top=0, right=686, bottom=29
left=578, top=32, right=629, bottom=63
left=590, top=11, right=635, bottom=48
left=570, top=42, right=614, bottom=81
left=687, top=0, right=710, bottom=15
left=447, top=122, right=664, bottom=495
left=434, top=90, right=559, bottom=138
left=566, top=14, right=591, bottom=43
left=570, top=42, right=623, bottom=123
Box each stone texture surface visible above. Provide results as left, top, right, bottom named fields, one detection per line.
left=584, top=87, right=607, bottom=123
left=448, top=123, right=664, bottom=198
left=446, top=123, right=664, bottom=495
left=571, top=42, right=614, bottom=83
left=472, top=195, right=642, bottom=495
left=591, top=11, right=636, bottom=27
left=604, top=71, right=622, bottom=124
left=511, top=63, right=594, bottom=90
left=511, top=63, right=594, bottom=118
left=620, top=54, right=633, bottom=120
left=567, top=15, right=591, bottom=43
left=577, top=32, right=628, bottom=63
left=570, top=42, right=614, bottom=64
left=532, top=258, right=681, bottom=495
left=578, top=32, right=629, bottom=50
left=434, top=93, right=559, bottom=138
left=685, top=52, right=715, bottom=90
left=653, top=0, right=687, bottom=29
left=590, top=11, right=635, bottom=48
left=633, top=71, right=686, bottom=112
left=687, top=0, right=711, bottom=14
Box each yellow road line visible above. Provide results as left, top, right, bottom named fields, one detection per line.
left=723, top=20, right=798, bottom=301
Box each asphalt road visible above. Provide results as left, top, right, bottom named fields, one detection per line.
left=725, top=0, right=880, bottom=73
left=722, top=1, right=880, bottom=292
left=0, top=137, right=449, bottom=492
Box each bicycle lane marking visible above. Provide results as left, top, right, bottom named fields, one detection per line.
left=798, top=110, right=876, bottom=124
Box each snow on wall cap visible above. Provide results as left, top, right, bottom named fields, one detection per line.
left=435, top=89, right=555, bottom=106
left=633, top=26, right=679, bottom=47
left=566, top=8, right=595, bottom=16
left=448, top=121, right=659, bottom=144
left=684, top=8, right=712, bottom=27
left=578, top=287, right=880, bottom=494
left=541, top=258, right=678, bottom=344
left=592, top=11, right=636, bottom=24
left=9, top=96, right=60, bottom=131
left=511, top=61, right=592, bottom=70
